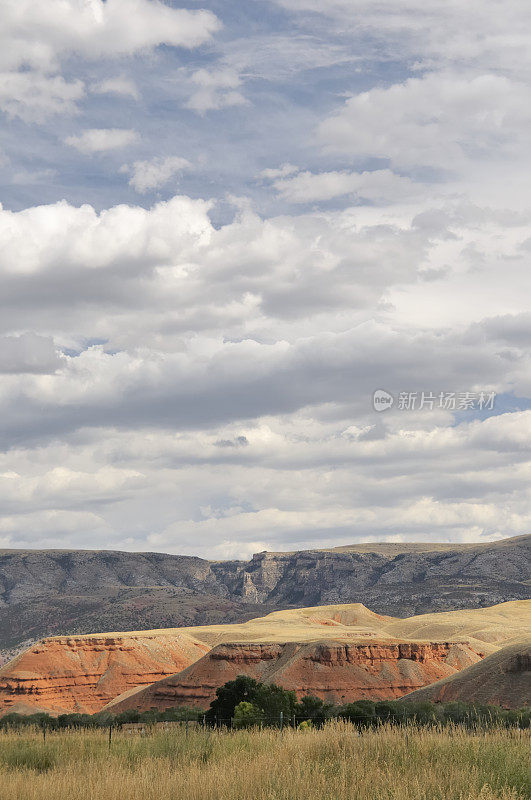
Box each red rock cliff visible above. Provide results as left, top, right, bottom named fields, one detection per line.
left=106, top=639, right=483, bottom=712
left=0, top=632, right=210, bottom=715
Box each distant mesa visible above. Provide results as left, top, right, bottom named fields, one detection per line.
left=0, top=534, right=529, bottom=667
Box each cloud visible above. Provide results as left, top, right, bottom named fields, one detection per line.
left=11, top=168, right=56, bottom=185
left=0, top=71, right=84, bottom=122
left=1, top=1, right=531, bottom=556
left=0, top=333, right=62, bottom=374
left=0, top=509, right=113, bottom=549
left=2, top=403, right=530, bottom=555
left=0, top=0, right=220, bottom=72
left=476, top=313, right=531, bottom=347
left=260, top=164, right=299, bottom=180
left=318, top=72, right=531, bottom=170
left=0, top=194, right=431, bottom=344
left=0, top=193, right=530, bottom=554
left=271, top=168, right=422, bottom=204
left=123, top=156, right=192, bottom=193
left=91, top=75, right=139, bottom=100
left=65, top=128, right=139, bottom=154
left=185, top=68, right=247, bottom=113
left=0, top=0, right=220, bottom=121
left=273, top=0, right=531, bottom=75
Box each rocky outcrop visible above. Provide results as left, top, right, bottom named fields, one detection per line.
left=233, top=536, right=530, bottom=611
left=399, top=641, right=531, bottom=709
left=0, top=535, right=529, bottom=658
left=106, top=640, right=483, bottom=712
left=0, top=632, right=209, bottom=715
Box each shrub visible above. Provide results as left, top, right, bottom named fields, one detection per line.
left=233, top=701, right=262, bottom=728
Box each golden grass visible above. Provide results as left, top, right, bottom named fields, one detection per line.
left=0, top=722, right=528, bottom=800
left=65, top=599, right=531, bottom=651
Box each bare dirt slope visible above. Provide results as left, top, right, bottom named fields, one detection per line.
left=0, top=632, right=209, bottom=715
left=399, top=640, right=531, bottom=708
left=105, top=640, right=483, bottom=712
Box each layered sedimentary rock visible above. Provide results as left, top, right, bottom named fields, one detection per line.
left=0, top=632, right=209, bottom=715
left=400, top=641, right=531, bottom=709
left=2, top=599, right=527, bottom=716
left=105, top=639, right=483, bottom=712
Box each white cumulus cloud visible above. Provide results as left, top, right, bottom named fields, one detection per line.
left=0, top=0, right=220, bottom=120
left=318, top=72, right=531, bottom=170
left=124, top=156, right=192, bottom=193
left=65, top=128, right=139, bottom=154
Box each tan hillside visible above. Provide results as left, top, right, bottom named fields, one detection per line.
left=399, top=640, right=531, bottom=709
left=161, top=599, right=529, bottom=650
left=382, top=600, right=531, bottom=650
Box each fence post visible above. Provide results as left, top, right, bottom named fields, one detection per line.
left=108, top=724, right=112, bottom=751
left=280, top=711, right=283, bottom=734
left=42, top=724, right=46, bottom=745
left=185, top=719, right=189, bottom=737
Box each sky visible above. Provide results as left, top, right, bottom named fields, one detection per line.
left=1, top=0, right=531, bottom=559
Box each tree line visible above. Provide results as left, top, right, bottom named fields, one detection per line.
left=1, top=676, right=529, bottom=730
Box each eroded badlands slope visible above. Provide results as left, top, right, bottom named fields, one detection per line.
left=399, top=640, right=531, bottom=708
left=105, top=640, right=482, bottom=711
left=1, top=600, right=527, bottom=715
left=0, top=632, right=209, bottom=715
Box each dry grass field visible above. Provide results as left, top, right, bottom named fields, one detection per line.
left=65, top=598, right=531, bottom=648
left=0, top=722, right=528, bottom=800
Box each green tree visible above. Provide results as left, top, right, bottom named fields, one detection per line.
left=294, top=694, right=334, bottom=727
left=206, top=675, right=296, bottom=726
left=374, top=701, right=405, bottom=724
left=339, top=700, right=376, bottom=727
left=254, top=683, right=297, bottom=721
left=233, top=701, right=262, bottom=728
left=206, top=675, right=261, bottom=723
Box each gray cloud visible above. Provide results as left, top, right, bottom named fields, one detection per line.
left=0, top=333, right=62, bottom=374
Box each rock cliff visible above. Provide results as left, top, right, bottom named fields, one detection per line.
left=106, top=640, right=483, bottom=712
left=0, top=632, right=209, bottom=715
